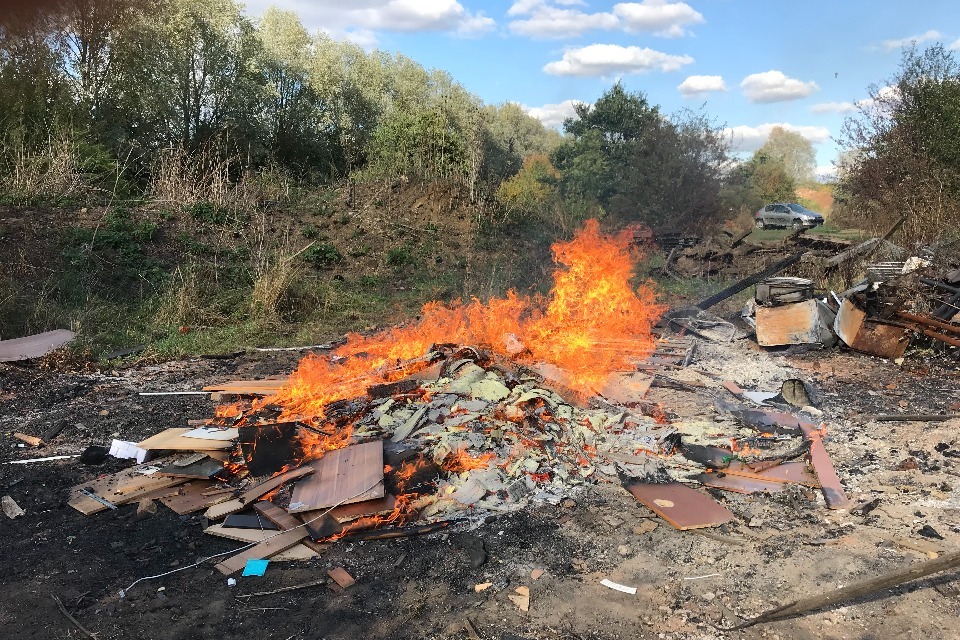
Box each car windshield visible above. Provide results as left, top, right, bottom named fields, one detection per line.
left=787, top=203, right=806, bottom=212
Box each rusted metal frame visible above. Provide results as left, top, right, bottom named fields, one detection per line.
left=896, top=311, right=960, bottom=336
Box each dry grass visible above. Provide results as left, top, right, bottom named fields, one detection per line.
left=0, top=132, right=88, bottom=202
left=149, top=145, right=295, bottom=214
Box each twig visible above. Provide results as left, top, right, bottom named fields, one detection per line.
left=236, top=579, right=328, bottom=599
left=52, top=595, right=97, bottom=639
left=727, top=550, right=960, bottom=630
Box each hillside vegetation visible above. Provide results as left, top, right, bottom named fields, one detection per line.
left=3, top=3, right=955, bottom=358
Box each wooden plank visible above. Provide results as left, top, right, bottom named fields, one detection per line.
left=13, top=432, right=43, bottom=447
left=253, top=501, right=329, bottom=554
left=203, top=525, right=320, bottom=561
left=626, top=482, right=734, bottom=530
left=214, top=527, right=308, bottom=575
left=202, top=379, right=288, bottom=394
left=158, top=480, right=231, bottom=515
left=204, top=466, right=314, bottom=520
left=137, top=428, right=234, bottom=451
left=288, top=441, right=384, bottom=513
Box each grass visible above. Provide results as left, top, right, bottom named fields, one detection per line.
left=746, top=224, right=869, bottom=245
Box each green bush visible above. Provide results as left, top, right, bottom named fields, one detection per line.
left=301, top=243, right=343, bottom=268
left=386, top=245, right=416, bottom=268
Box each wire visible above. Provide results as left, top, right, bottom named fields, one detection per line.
left=118, top=478, right=384, bottom=598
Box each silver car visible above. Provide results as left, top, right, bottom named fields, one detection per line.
left=755, top=203, right=825, bottom=229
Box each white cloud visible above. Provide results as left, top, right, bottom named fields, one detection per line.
left=815, top=164, right=838, bottom=181
left=740, top=70, right=819, bottom=103
left=723, top=123, right=831, bottom=153
left=613, top=0, right=704, bottom=38
left=810, top=101, right=856, bottom=114
left=677, top=74, right=726, bottom=96
left=243, top=0, right=494, bottom=37
left=506, top=0, right=616, bottom=39
left=523, top=99, right=588, bottom=128
left=544, top=44, right=694, bottom=77
left=811, top=86, right=900, bottom=114
left=881, top=29, right=941, bottom=51
left=951, top=38, right=960, bottom=50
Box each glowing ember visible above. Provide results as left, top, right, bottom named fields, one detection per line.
left=263, top=219, right=665, bottom=421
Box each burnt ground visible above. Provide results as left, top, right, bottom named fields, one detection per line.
left=2, top=342, right=960, bottom=640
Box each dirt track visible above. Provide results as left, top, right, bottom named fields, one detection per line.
left=2, top=342, right=959, bottom=640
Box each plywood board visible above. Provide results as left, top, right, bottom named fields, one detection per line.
left=183, top=426, right=239, bottom=441
left=204, top=465, right=314, bottom=520
left=69, top=463, right=187, bottom=515
left=214, top=527, right=308, bottom=575
left=158, top=480, right=231, bottom=515
left=626, top=482, right=734, bottom=530
left=137, top=428, right=234, bottom=451
left=288, top=441, right=384, bottom=513
left=0, top=329, right=75, bottom=362
left=203, top=525, right=319, bottom=561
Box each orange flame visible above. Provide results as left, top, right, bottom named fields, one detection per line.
left=441, top=450, right=495, bottom=473
left=262, top=220, right=665, bottom=421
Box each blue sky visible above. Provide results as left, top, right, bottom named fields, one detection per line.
left=243, top=0, right=960, bottom=177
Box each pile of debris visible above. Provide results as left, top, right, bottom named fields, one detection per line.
left=739, top=263, right=959, bottom=360
left=662, top=228, right=852, bottom=280
left=57, top=329, right=855, bottom=587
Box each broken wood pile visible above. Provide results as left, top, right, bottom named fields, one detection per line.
left=665, top=229, right=851, bottom=280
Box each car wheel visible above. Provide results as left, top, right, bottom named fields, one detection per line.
left=791, top=219, right=803, bottom=230
left=755, top=219, right=765, bottom=229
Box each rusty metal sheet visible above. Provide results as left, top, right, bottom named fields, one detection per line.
left=724, top=461, right=820, bottom=487
left=0, top=329, right=75, bottom=362
left=626, top=482, right=734, bottom=530
left=798, top=423, right=851, bottom=510
left=694, top=471, right=786, bottom=494
left=756, top=299, right=836, bottom=346
left=834, top=299, right=910, bottom=360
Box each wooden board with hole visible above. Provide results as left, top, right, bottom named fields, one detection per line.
left=68, top=463, right=187, bottom=515
left=288, top=441, right=384, bottom=513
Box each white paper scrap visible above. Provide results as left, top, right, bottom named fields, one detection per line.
left=600, top=579, right=637, bottom=595
left=109, top=439, right=149, bottom=464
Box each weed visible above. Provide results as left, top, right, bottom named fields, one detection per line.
left=301, top=243, right=343, bottom=269
left=301, top=225, right=325, bottom=240
left=386, top=245, right=417, bottom=268
left=187, top=201, right=228, bottom=225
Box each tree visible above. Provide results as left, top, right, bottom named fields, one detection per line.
left=838, top=43, right=960, bottom=242
left=552, top=84, right=729, bottom=229
left=757, top=126, right=815, bottom=184
left=721, top=152, right=796, bottom=215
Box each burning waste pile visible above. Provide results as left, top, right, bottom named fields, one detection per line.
left=65, top=220, right=851, bottom=588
